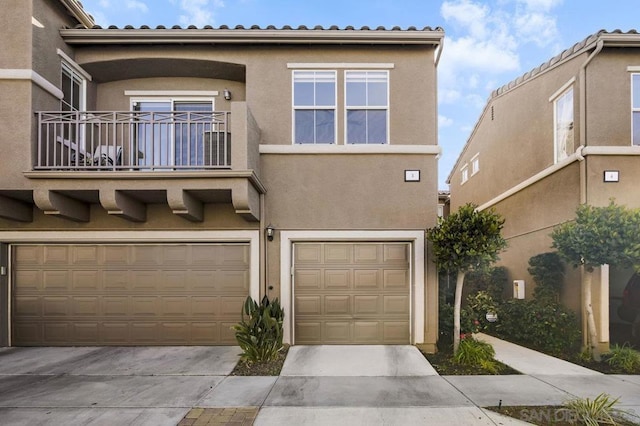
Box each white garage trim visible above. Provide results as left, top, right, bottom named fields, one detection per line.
left=279, top=230, right=425, bottom=345
left=1, top=230, right=260, bottom=345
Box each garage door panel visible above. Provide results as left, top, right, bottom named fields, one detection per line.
left=353, top=322, right=380, bottom=343
left=13, top=243, right=250, bottom=346
left=295, top=270, right=321, bottom=289
left=294, top=242, right=410, bottom=345
left=43, top=246, right=70, bottom=265
left=295, top=322, right=321, bottom=342
left=324, top=295, right=350, bottom=314
left=103, top=297, right=128, bottom=316
left=295, top=296, right=321, bottom=315
left=72, top=297, right=100, bottom=316
left=325, top=270, right=350, bottom=289
left=383, top=270, right=409, bottom=290
left=43, top=271, right=71, bottom=291
left=353, top=295, right=380, bottom=315
left=103, top=271, right=129, bottom=291
left=72, top=245, right=100, bottom=265
left=325, top=322, right=351, bottom=342
left=383, top=322, right=410, bottom=343
left=43, top=296, right=69, bottom=316
left=14, top=296, right=41, bottom=316
left=354, top=270, right=380, bottom=289
left=383, top=296, right=410, bottom=315
left=72, top=270, right=101, bottom=291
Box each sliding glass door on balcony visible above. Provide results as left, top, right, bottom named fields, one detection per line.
left=134, top=100, right=222, bottom=168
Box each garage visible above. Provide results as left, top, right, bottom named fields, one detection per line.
left=293, top=242, right=411, bottom=344
left=12, top=243, right=250, bottom=346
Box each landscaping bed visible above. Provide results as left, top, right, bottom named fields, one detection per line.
left=421, top=345, right=520, bottom=375
left=485, top=405, right=637, bottom=426
left=230, top=344, right=289, bottom=376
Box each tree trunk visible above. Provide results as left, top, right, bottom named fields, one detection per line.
left=583, top=269, right=601, bottom=361
left=453, top=270, right=465, bottom=355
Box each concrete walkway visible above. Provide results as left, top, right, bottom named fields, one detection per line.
left=1, top=341, right=640, bottom=425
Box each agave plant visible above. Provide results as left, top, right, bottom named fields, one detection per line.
left=563, top=393, right=629, bottom=426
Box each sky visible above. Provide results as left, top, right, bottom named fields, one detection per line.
left=79, top=0, right=640, bottom=189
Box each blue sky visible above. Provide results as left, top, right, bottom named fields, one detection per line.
left=79, top=0, right=639, bottom=189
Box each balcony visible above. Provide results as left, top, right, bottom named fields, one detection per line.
left=8, top=104, right=264, bottom=223
left=37, top=110, right=231, bottom=171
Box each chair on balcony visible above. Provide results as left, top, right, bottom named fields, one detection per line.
left=92, top=145, right=122, bottom=167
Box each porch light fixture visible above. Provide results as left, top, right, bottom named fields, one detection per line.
left=266, top=224, right=275, bottom=241
left=223, top=89, right=232, bottom=100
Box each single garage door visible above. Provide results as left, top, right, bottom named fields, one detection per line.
left=294, top=242, right=410, bottom=344
left=12, top=243, right=250, bottom=346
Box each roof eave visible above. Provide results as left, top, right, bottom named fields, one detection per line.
left=59, top=29, right=445, bottom=46
left=59, top=0, right=94, bottom=28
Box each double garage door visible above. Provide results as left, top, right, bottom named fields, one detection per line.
left=12, top=243, right=250, bottom=346
left=294, top=242, right=411, bottom=344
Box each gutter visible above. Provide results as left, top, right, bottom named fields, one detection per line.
left=58, top=0, right=94, bottom=29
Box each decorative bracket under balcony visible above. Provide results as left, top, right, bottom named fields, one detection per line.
left=34, top=189, right=89, bottom=222
left=0, top=195, right=33, bottom=222
left=167, top=189, right=204, bottom=222
left=99, top=189, right=146, bottom=222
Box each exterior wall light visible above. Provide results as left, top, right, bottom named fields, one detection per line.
left=266, top=224, right=275, bottom=241
left=223, top=89, right=232, bottom=100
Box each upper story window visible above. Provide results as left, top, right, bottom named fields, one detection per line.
left=293, top=70, right=336, bottom=144
left=61, top=62, right=85, bottom=112
left=346, top=71, right=389, bottom=144
left=471, top=154, right=480, bottom=175
left=633, top=74, right=640, bottom=145
left=553, top=87, right=574, bottom=163
left=461, top=164, right=469, bottom=184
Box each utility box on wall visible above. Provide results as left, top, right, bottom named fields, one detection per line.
left=513, top=280, right=525, bottom=299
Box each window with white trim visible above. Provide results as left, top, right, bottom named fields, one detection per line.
left=633, top=74, right=640, bottom=145
left=461, top=164, right=469, bottom=184
left=346, top=70, right=389, bottom=144
left=553, top=87, right=574, bottom=163
left=293, top=70, right=336, bottom=144
left=471, top=154, right=480, bottom=175
left=61, top=62, right=85, bottom=112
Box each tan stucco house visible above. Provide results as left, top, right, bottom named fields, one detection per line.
left=448, top=30, right=640, bottom=350
left=0, top=0, right=444, bottom=351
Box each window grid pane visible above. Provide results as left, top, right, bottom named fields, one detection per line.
left=293, top=70, right=336, bottom=144
left=346, top=71, right=388, bottom=144
left=554, top=88, right=573, bottom=162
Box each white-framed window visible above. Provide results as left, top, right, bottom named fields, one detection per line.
left=61, top=61, right=85, bottom=112
left=471, top=154, right=480, bottom=175
left=553, top=87, right=574, bottom=163
left=345, top=70, right=389, bottom=144
left=292, top=70, right=336, bottom=144
left=633, top=74, right=640, bottom=146
left=461, top=164, right=469, bottom=184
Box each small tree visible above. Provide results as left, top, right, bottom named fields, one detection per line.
left=552, top=202, right=640, bottom=361
left=528, top=252, right=564, bottom=303
left=427, top=203, right=507, bottom=354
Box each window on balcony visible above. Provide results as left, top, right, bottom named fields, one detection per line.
left=633, top=74, right=640, bottom=145
left=346, top=71, right=388, bottom=144
left=553, top=87, right=574, bottom=163
left=61, top=62, right=85, bottom=112
left=132, top=99, right=225, bottom=168
left=293, top=70, right=336, bottom=144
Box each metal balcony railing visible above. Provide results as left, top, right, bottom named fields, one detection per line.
left=36, top=111, right=231, bottom=171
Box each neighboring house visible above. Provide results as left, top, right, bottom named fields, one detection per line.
left=448, top=30, right=640, bottom=351
left=437, top=190, right=450, bottom=218
left=0, top=0, right=444, bottom=351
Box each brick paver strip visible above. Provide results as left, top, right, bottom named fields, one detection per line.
left=178, top=407, right=259, bottom=426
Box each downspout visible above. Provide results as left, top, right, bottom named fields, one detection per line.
left=259, top=193, right=266, bottom=298
left=578, top=39, right=604, bottom=204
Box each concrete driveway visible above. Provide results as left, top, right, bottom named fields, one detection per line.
left=0, top=346, right=240, bottom=425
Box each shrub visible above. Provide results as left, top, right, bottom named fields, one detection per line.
left=232, top=295, right=284, bottom=363
left=604, top=344, right=640, bottom=373
left=563, top=393, right=628, bottom=426
left=454, top=336, right=501, bottom=374
left=492, top=299, right=580, bottom=356
left=528, top=252, right=564, bottom=303
left=463, top=267, right=509, bottom=303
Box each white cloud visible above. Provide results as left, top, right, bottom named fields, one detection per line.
left=441, top=37, right=520, bottom=74
left=439, top=88, right=462, bottom=105
left=441, top=0, right=489, bottom=39
left=514, top=11, right=559, bottom=47
left=516, top=0, right=563, bottom=12
left=126, top=0, right=149, bottom=13
left=439, top=115, right=454, bottom=127
left=178, top=0, right=224, bottom=27
left=98, top=0, right=110, bottom=7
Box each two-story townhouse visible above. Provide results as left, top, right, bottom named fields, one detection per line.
left=448, top=30, right=640, bottom=350
left=0, top=0, right=444, bottom=351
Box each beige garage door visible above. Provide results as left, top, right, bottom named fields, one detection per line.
left=12, top=243, right=250, bottom=346
left=294, top=242, right=411, bottom=344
